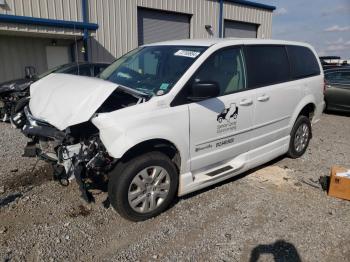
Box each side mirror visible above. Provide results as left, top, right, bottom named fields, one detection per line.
left=188, top=81, right=220, bottom=102
left=24, top=66, right=37, bottom=79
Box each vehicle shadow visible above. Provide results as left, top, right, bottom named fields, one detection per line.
left=249, top=240, right=302, bottom=262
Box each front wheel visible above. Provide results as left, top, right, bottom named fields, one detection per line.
left=287, top=115, right=312, bottom=159
left=108, top=151, right=179, bottom=221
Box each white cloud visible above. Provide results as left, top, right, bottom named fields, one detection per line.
left=324, top=38, right=350, bottom=53
left=324, top=25, right=350, bottom=32
left=275, top=7, right=287, bottom=16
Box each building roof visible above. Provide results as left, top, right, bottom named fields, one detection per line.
left=226, top=0, right=276, bottom=11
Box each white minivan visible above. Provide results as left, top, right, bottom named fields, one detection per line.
left=20, top=39, right=324, bottom=221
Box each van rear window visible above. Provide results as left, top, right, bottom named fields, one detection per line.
left=245, top=45, right=290, bottom=89
left=286, top=45, right=320, bottom=79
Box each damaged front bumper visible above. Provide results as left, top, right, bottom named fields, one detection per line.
left=22, top=107, right=65, bottom=140
left=21, top=106, right=116, bottom=202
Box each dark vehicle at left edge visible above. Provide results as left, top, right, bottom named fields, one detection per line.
left=0, top=62, right=109, bottom=122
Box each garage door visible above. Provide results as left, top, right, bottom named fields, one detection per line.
left=224, top=20, right=258, bottom=38
left=46, top=46, right=70, bottom=69
left=138, top=8, right=190, bottom=45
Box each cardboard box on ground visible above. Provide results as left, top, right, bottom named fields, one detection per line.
left=328, top=166, right=350, bottom=201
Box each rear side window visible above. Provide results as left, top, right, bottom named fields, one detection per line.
left=94, top=65, right=107, bottom=76
left=245, top=45, right=290, bottom=88
left=287, top=45, right=320, bottom=79
left=65, top=65, right=92, bottom=76
left=77, top=65, right=93, bottom=76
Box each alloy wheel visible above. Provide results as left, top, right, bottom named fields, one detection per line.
left=294, top=123, right=309, bottom=152
left=128, top=166, right=171, bottom=213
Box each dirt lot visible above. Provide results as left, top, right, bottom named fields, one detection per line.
left=0, top=113, right=349, bottom=262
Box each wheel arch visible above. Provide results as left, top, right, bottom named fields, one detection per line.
left=118, top=138, right=182, bottom=173
left=298, top=103, right=316, bottom=120
left=290, top=96, right=317, bottom=128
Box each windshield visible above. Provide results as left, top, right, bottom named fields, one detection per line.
left=100, top=45, right=207, bottom=95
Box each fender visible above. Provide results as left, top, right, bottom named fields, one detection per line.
left=101, top=125, right=190, bottom=173
left=91, top=93, right=192, bottom=173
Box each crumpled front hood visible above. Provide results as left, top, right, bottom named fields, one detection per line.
left=29, top=73, right=118, bottom=130
left=0, top=78, right=33, bottom=94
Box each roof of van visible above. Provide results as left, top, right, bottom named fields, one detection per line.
left=145, top=38, right=312, bottom=48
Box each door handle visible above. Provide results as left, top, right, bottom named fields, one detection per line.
left=239, top=98, right=253, bottom=106
left=257, top=94, right=270, bottom=102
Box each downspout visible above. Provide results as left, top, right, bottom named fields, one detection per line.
left=82, top=0, right=89, bottom=61
left=218, top=0, right=224, bottom=38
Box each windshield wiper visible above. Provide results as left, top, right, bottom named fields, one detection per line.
left=134, top=88, right=154, bottom=96
left=117, top=84, right=152, bottom=98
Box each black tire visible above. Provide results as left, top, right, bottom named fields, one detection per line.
left=287, top=115, right=312, bottom=159
left=108, top=151, right=179, bottom=221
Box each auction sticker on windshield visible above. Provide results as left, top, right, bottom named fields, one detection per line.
left=174, top=50, right=201, bottom=58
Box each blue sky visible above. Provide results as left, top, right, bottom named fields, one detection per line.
left=258, top=0, right=350, bottom=58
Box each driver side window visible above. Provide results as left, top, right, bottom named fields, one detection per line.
left=192, top=47, right=246, bottom=96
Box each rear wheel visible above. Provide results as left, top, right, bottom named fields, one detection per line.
left=108, top=151, right=178, bottom=221
left=287, top=115, right=312, bottom=158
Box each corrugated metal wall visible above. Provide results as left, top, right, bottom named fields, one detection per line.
left=0, top=0, right=273, bottom=77
left=0, top=0, right=82, bottom=21
left=88, top=0, right=272, bottom=62
left=0, top=0, right=84, bottom=36
left=88, top=0, right=220, bottom=62
left=87, top=0, right=137, bottom=63
left=223, top=2, right=272, bottom=38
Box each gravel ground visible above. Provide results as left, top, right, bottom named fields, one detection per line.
left=0, top=112, right=349, bottom=262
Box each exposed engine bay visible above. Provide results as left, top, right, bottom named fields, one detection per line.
left=21, top=87, right=146, bottom=202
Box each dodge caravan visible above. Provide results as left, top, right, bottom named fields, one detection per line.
left=19, top=39, right=324, bottom=221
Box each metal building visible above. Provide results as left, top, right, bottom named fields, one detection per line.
left=0, top=0, right=275, bottom=82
